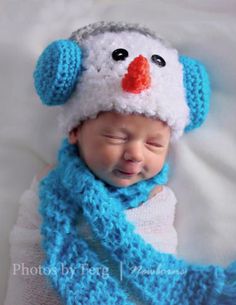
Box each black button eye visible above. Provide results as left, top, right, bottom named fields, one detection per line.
left=112, top=48, right=129, bottom=61
left=151, top=54, right=166, bottom=67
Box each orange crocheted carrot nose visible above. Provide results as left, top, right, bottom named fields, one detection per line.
left=122, top=55, right=151, bottom=94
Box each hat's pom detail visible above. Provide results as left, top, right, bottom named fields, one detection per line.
left=180, top=55, right=211, bottom=132
left=122, top=55, right=151, bottom=94
left=34, top=40, right=82, bottom=106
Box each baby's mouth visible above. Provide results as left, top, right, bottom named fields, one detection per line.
left=113, top=169, right=140, bottom=178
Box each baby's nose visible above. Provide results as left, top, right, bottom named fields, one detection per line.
left=123, top=142, right=144, bottom=163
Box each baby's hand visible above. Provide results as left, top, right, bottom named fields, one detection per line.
left=36, top=164, right=54, bottom=181
left=149, top=185, right=163, bottom=199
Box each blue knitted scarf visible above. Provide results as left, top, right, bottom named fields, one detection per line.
left=39, top=139, right=236, bottom=305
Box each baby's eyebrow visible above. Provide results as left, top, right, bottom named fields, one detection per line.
left=101, top=126, right=128, bottom=133
left=148, top=133, right=165, bottom=139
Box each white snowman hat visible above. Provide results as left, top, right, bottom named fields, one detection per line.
left=34, top=21, right=211, bottom=141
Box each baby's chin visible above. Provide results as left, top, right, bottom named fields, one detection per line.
left=94, top=169, right=150, bottom=188
left=104, top=173, right=143, bottom=188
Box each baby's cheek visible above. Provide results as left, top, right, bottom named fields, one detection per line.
left=84, top=137, right=124, bottom=171
left=98, top=145, right=122, bottom=168
left=146, top=153, right=166, bottom=176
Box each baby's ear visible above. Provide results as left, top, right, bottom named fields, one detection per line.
left=68, top=127, right=80, bottom=144
left=34, top=39, right=82, bottom=106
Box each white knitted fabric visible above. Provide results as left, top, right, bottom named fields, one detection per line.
left=58, top=30, right=189, bottom=141
left=4, top=178, right=177, bottom=305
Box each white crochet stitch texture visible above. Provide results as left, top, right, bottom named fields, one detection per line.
left=58, top=30, right=189, bottom=141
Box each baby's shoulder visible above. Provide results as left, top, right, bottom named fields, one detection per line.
left=149, top=185, right=163, bottom=199
left=149, top=184, right=177, bottom=206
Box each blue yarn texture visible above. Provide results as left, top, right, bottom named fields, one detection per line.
left=34, top=40, right=82, bottom=105
left=39, top=139, right=236, bottom=305
left=180, top=55, right=211, bottom=132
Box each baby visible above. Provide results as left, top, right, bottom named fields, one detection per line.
left=68, top=110, right=177, bottom=255
left=5, top=21, right=236, bottom=305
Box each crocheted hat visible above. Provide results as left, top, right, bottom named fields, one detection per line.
left=34, top=21, right=210, bottom=141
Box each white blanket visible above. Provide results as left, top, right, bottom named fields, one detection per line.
left=1, top=0, right=236, bottom=303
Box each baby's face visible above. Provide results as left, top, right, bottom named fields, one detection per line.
left=69, top=112, right=170, bottom=187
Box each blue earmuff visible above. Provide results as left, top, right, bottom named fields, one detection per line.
left=34, top=39, right=82, bottom=106
left=180, top=55, right=211, bottom=132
